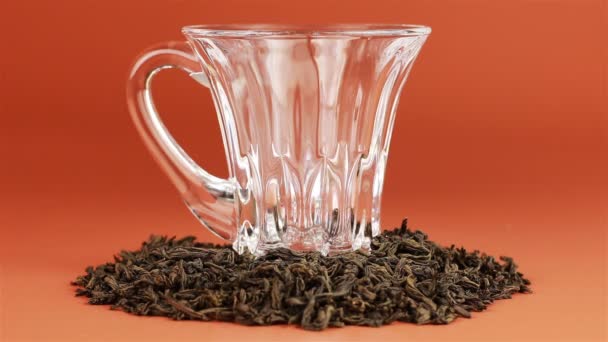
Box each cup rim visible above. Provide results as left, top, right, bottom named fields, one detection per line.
left=182, top=24, right=431, bottom=38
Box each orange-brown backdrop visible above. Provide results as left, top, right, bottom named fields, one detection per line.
left=1, top=1, right=606, bottom=341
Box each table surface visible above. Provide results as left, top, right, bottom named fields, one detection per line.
left=1, top=195, right=605, bottom=342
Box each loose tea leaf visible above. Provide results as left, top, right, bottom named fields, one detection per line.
left=72, top=219, right=530, bottom=330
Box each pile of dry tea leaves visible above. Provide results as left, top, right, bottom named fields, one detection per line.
left=72, top=220, right=530, bottom=330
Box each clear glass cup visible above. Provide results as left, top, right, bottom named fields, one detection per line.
left=127, top=24, right=430, bottom=255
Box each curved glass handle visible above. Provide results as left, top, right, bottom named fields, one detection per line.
left=126, top=41, right=237, bottom=241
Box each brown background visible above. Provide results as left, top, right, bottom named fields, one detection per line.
left=1, top=0, right=606, bottom=341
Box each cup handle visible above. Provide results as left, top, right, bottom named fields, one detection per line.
left=126, top=41, right=237, bottom=241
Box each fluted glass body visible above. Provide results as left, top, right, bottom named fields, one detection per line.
left=127, top=25, right=430, bottom=256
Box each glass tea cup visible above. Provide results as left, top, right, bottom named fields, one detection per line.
left=127, top=24, right=430, bottom=255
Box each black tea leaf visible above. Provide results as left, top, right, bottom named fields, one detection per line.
left=72, top=219, right=530, bottom=330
